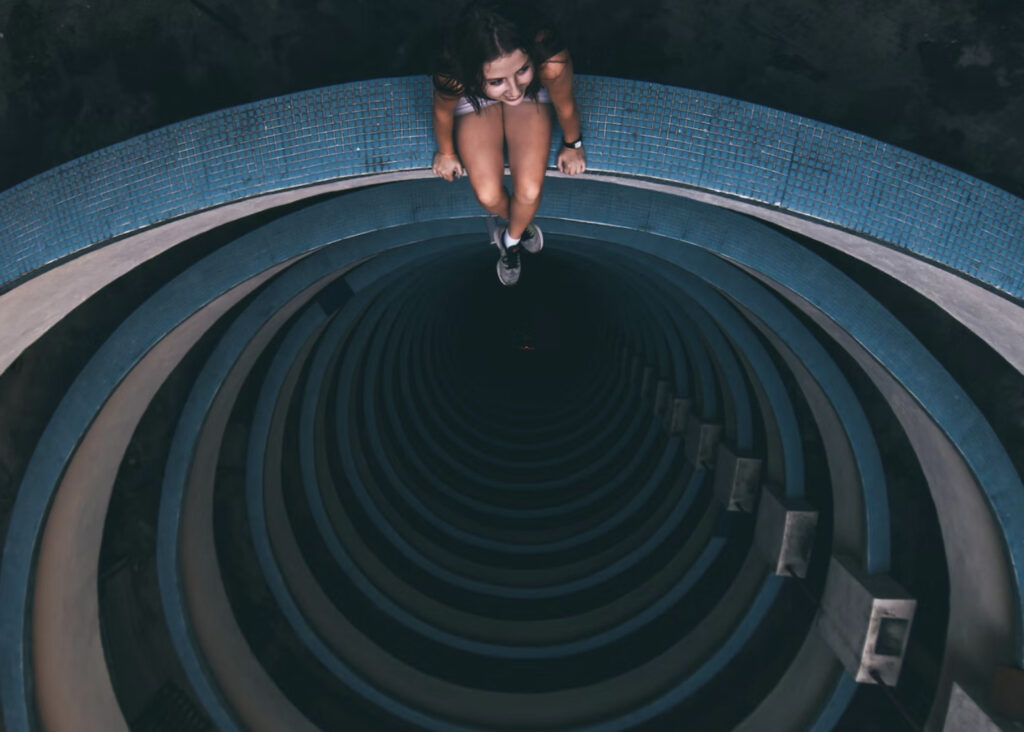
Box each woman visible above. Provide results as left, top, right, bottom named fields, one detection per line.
left=431, top=0, right=586, bottom=286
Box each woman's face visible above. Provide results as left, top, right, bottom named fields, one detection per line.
left=481, top=49, right=534, bottom=105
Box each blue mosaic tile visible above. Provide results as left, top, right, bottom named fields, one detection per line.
left=1, top=75, right=1022, bottom=299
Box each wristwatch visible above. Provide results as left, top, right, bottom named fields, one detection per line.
left=562, top=135, right=583, bottom=149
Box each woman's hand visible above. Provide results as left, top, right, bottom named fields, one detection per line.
left=557, top=147, right=587, bottom=176
left=433, top=152, right=465, bottom=181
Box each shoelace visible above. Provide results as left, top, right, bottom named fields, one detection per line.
left=501, top=246, right=520, bottom=269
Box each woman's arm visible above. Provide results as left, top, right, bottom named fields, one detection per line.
left=539, top=50, right=586, bottom=175
left=432, top=83, right=465, bottom=181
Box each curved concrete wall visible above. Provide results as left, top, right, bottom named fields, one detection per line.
left=1, top=76, right=1023, bottom=376
left=0, top=76, right=1022, bottom=731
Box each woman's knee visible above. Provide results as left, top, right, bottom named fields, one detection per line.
left=471, top=180, right=508, bottom=211
left=512, top=178, right=544, bottom=206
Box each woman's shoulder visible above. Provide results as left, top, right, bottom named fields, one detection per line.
left=431, top=37, right=465, bottom=98
left=432, top=72, right=465, bottom=99
left=532, top=20, right=567, bottom=63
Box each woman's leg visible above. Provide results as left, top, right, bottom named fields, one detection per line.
left=503, top=101, right=553, bottom=238
left=455, top=103, right=510, bottom=219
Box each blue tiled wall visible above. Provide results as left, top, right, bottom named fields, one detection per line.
left=1, top=75, right=1022, bottom=298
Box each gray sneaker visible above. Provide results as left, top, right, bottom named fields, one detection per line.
left=520, top=222, right=544, bottom=254
left=497, top=244, right=521, bottom=286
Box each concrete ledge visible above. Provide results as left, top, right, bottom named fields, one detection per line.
left=754, top=486, right=818, bottom=577
left=943, top=682, right=1004, bottom=732
left=653, top=379, right=672, bottom=418
left=712, top=443, right=762, bottom=512
left=816, top=555, right=916, bottom=686
left=683, top=414, right=722, bottom=469
left=666, top=398, right=690, bottom=435
left=581, top=242, right=805, bottom=502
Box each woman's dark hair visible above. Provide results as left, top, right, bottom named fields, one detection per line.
left=432, top=0, right=565, bottom=112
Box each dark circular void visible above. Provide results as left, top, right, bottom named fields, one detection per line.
left=83, top=219, right=949, bottom=731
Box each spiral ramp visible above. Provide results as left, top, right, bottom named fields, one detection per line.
left=1, top=76, right=1023, bottom=731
